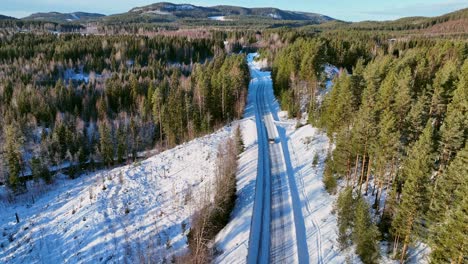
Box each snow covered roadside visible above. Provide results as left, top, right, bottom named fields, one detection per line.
left=213, top=118, right=258, bottom=263
left=214, top=54, right=259, bottom=263
left=285, top=123, right=346, bottom=263
left=0, top=127, right=231, bottom=263
left=265, top=60, right=345, bottom=262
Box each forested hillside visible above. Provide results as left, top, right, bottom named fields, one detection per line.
left=0, top=4, right=466, bottom=263
left=268, top=31, right=467, bottom=263
left=0, top=33, right=249, bottom=192
left=22, top=12, right=106, bottom=23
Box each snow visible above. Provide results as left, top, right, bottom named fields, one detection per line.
left=143, top=10, right=171, bottom=15
left=0, top=127, right=232, bottom=263
left=252, top=56, right=268, bottom=70
left=162, top=4, right=195, bottom=11
left=208, top=16, right=232, bottom=21
left=286, top=125, right=345, bottom=263
left=214, top=54, right=260, bottom=263
left=64, top=69, right=91, bottom=83
left=269, top=13, right=282, bottom=19
left=215, top=53, right=346, bottom=263
left=63, top=68, right=109, bottom=84
left=175, top=5, right=195, bottom=11
left=317, top=64, right=339, bottom=104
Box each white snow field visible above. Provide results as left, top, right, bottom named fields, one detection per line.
left=215, top=54, right=347, bottom=263
left=209, top=16, right=226, bottom=21
left=0, top=127, right=232, bottom=263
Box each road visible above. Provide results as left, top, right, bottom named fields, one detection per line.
left=247, top=54, right=309, bottom=264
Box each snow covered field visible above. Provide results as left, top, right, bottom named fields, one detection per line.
left=0, top=127, right=232, bottom=263
left=208, top=16, right=233, bottom=21
left=209, top=16, right=225, bottom=21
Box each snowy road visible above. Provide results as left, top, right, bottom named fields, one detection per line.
left=247, top=54, right=309, bottom=264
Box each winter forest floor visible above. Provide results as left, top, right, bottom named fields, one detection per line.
left=0, top=127, right=231, bottom=263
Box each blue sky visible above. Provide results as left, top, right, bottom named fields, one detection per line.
left=1, top=0, right=467, bottom=21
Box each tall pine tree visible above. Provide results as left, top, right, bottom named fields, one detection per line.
left=392, top=122, right=435, bottom=262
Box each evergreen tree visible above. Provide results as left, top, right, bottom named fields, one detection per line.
left=372, top=110, right=400, bottom=204
left=430, top=193, right=467, bottom=263
left=99, top=121, right=114, bottom=167
left=31, top=157, right=51, bottom=184
left=353, top=196, right=380, bottom=264
left=430, top=60, right=458, bottom=127
left=393, top=67, right=413, bottom=129
left=331, top=128, right=354, bottom=182
left=3, top=124, right=24, bottom=191
left=323, top=161, right=338, bottom=194
left=429, top=144, right=468, bottom=232
left=321, top=72, right=354, bottom=136
left=392, top=122, right=435, bottom=262
left=234, top=125, right=244, bottom=154
left=404, top=92, right=430, bottom=146
left=434, top=59, right=468, bottom=180
left=116, top=125, right=127, bottom=164
left=336, top=187, right=354, bottom=248
left=152, top=82, right=165, bottom=143
left=349, top=58, right=366, bottom=109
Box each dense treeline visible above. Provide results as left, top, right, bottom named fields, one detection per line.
left=269, top=31, right=376, bottom=118
left=0, top=19, right=84, bottom=32
left=0, top=33, right=249, bottom=192
left=304, top=8, right=468, bottom=33
left=270, top=32, right=467, bottom=263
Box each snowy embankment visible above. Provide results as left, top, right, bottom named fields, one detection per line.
left=215, top=54, right=346, bottom=263
left=213, top=54, right=260, bottom=263
left=0, top=128, right=231, bottom=263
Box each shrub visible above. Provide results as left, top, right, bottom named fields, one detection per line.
left=186, top=137, right=240, bottom=263
left=312, top=153, right=320, bottom=166
left=323, top=159, right=337, bottom=194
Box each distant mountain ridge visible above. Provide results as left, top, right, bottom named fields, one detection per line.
left=13, top=2, right=468, bottom=33
left=0, top=14, right=17, bottom=20
left=22, top=12, right=105, bottom=22
left=127, top=2, right=334, bottom=22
